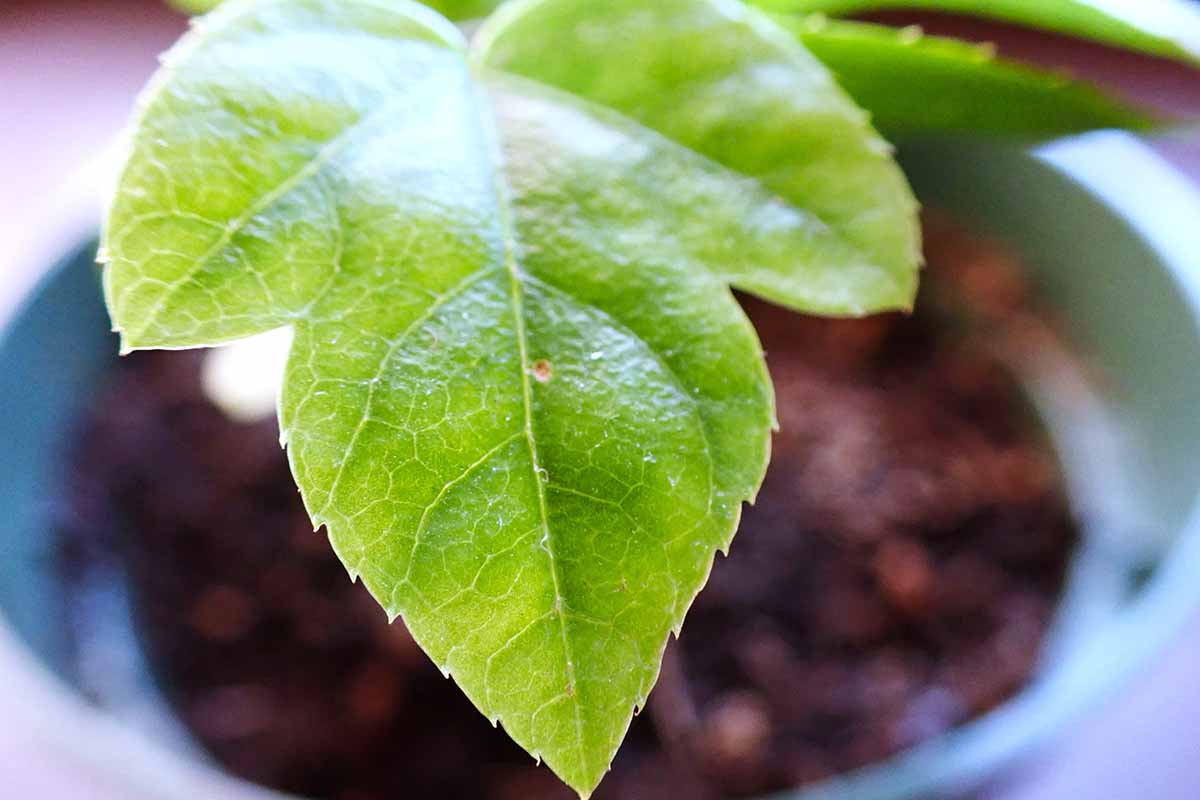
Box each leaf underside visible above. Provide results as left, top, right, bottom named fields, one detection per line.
left=752, top=0, right=1200, bottom=65
left=103, top=0, right=919, bottom=795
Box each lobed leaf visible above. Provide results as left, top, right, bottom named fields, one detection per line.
left=751, top=0, right=1200, bottom=65
left=103, top=0, right=919, bottom=795
left=774, top=16, right=1157, bottom=139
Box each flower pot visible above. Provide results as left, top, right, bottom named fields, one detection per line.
left=2, top=131, right=1199, bottom=800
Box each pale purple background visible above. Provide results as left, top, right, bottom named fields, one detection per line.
left=1, top=0, right=1198, bottom=796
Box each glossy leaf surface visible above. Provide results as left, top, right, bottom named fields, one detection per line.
left=478, top=0, right=922, bottom=305
left=103, top=0, right=919, bottom=794
left=752, top=0, right=1200, bottom=64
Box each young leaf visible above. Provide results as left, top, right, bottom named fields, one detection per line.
left=772, top=16, right=1157, bottom=138
left=102, top=0, right=918, bottom=795
left=750, top=0, right=1200, bottom=65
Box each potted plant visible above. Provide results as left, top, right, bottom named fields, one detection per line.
left=3, top=1, right=1200, bottom=798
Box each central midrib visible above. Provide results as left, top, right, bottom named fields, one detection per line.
left=469, top=75, right=589, bottom=777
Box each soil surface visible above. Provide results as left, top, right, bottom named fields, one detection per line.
left=58, top=217, right=1078, bottom=800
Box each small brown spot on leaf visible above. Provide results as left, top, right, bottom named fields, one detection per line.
left=532, top=359, right=553, bottom=383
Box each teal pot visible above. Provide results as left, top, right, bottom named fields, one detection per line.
left=2, top=132, right=1199, bottom=800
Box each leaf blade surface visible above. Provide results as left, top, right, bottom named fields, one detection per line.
left=477, top=0, right=922, bottom=316
left=103, top=0, right=923, bottom=795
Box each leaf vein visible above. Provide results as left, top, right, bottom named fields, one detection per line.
left=125, top=88, right=430, bottom=344
left=472, top=79, right=589, bottom=778
left=316, top=264, right=503, bottom=521
left=394, top=431, right=524, bottom=582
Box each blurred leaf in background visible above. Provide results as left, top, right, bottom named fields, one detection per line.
left=754, top=0, right=1200, bottom=64
left=170, top=0, right=504, bottom=21
left=775, top=15, right=1158, bottom=139
left=168, top=0, right=220, bottom=12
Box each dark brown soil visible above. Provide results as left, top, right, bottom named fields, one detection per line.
left=58, top=217, right=1078, bottom=800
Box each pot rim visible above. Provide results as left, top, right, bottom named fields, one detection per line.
left=2, top=131, right=1199, bottom=800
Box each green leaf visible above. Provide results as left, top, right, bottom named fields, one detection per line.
left=102, top=0, right=918, bottom=795
left=772, top=16, right=1157, bottom=138
left=169, top=0, right=506, bottom=21
left=168, top=0, right=222, bottom=13
left=477, top=0, right=921, bottom=306
left=423, top=0, right=509, bottom=20
left=751, top=0, right=1200, bottom=65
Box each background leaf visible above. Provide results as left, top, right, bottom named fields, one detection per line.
left=168, top=0, right=222, bottom=13
left=751, top=0, right=1200, bottom=65
left=103, top=0, right=919, bottom=795
left=169, top=0, right=506, bottom=21
left=773, top=16, right=1157, bottom=138
left=423, top=0, right=509, bottom=20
